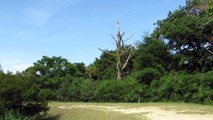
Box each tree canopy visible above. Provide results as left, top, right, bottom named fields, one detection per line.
left=154, top=0, right=213, bottom=72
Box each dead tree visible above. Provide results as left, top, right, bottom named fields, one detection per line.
left=99, top=21, right=133, bottom=80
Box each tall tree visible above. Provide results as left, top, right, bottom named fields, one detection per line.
left=99, top=21, right=133, bottom=80
left=24, top=56, right=80, bottom=100
left=154, top=0, right=213, bottom=72
left=133, top=36, right=171, bottom=72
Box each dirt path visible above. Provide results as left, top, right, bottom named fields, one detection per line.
left=58, top=105, right=213, bottom=120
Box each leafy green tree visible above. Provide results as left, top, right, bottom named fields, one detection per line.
left=132, top=36, right=170, bottom=101
left=25, top=56, right=77, bottom=78
left=154, top=0, right=213, bottom=72
left=86, top=63, right=101, bottom=80
left=24, top=56, right=81, bottom=100
left=74, top=62, right=86, bottom=77
left=133, top=36, right=171, bottom=72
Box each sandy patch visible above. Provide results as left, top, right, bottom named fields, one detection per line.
left=58, top=105, right=213, bottom=120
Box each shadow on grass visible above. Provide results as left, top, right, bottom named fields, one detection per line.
left=42, top=114, right=61, bottom=120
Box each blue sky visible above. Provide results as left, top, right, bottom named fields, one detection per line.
left=0, top=0, right=186, bottom=73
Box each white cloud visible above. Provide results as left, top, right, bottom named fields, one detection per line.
left=0, top=50, right=35, bottom=73
left=23, top=0, right=80, bottom=27
left=26, top=8, right=51, bottom=27
left=10, top=64, right=32, bottom=73
left=0, top=59, right=32, bottom=73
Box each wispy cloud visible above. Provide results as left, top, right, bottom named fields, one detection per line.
left=0, top=50, right=35, bottom=73
left=0, top=59, right=32, bottom=73
left=23, top=0, right=79, bottom=27
left=25, top=8, right=51, bottom=27
left=10, top=64, right=32, bottom=73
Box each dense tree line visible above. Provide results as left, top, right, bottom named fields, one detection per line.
left=0, top=0, right=212, bottom=118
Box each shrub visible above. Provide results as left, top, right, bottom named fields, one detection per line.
left=57, top=76, right=96, bottom=102
left=132, top=67, right=161, bottom=85
left=1, top=110, right=36, bottom=120
left=94, top=79, right=140, bottom=102
left=157, top=71, right=213, bottom=104
left=0, top=73, right=49, bottom=117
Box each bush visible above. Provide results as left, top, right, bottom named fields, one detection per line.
left=157, top=71, right=213, bottom=104
left=122, top=79, right=142, bottom=102
left=131, top=68, right=162, bottom=102
left=132, top=67, right=161, bottom=85
left=94, top=79, right=140, bottom=102
left=0, top=73, right=49, bottom=117
left=1, top=110, right=36, bottom=120
left=94, top=80, right=124, bottom=102
left=57, top=76, right=96, bottom=102
left=191, top=71, right=213, bottom=104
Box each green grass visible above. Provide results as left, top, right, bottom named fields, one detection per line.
left=48, top=107, right=139, bottom=120
left=47, top=102, right=139, bottom=120
left=46, top=102, right=213, bottom=120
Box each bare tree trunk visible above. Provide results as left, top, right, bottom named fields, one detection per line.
left=116, top=27, right=122, bottom=80
left=116, top=63, right=122, bottom=80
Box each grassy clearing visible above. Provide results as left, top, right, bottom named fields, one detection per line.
left=47, top=102, right=140, bottom=120
left=46, top=102, right=213, bottom=120
left=48, top=107, right=140, bottom=120
left=153, top=102, right=213, bottom=114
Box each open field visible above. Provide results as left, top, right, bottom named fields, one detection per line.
left=47, top=102, right=213, bottom=120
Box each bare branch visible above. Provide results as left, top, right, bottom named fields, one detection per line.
left=98, top=48, right=105, bottom=52
left=121, top=47, right=132, bottom=56
left=124, top=34, right=134, bottom=42
left=123, top=71, right=129, bottom=75
left=121, top=32, right=125, bottom=38
left=120, top=50, right=126, bottom=56
left=98, top=48, right=115, bottom=56
left=208, top=49, right=213, bottom=55
left=122, top=49, right=132, bottom=70
left=111, top=34, right=118, bottom=44
left=109, top=61, right=116, bottom=65
left=122, top=54, right=131, bottom=70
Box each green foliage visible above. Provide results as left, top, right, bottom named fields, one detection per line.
left=133, top=37, right=170, bottom=72
left=94, top=79, right=140, bottom=102
left=87, top=48, right=133, bottom=80
left=56, top=76, right=96, bottom=102
left=158, top=71, right=213, bottom=104
left=24, top=56, right=87, bottom=100
left=1, top=111, right=36, bottom=120
left=205, top=0, right=213, bottom=17
left=122, top=78, right=142, bottom=102
left=94, top=80, right=124, bottom=102
left=132, top=67, right=161, bottom=85
left=0, top=72, right=49, bottom=117
left=154, top=0, right=213, bottom=72
left=87, top=51, right=117, bottom=80
left=74, top=63, right=86, bottom=77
